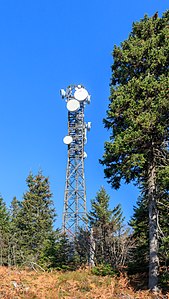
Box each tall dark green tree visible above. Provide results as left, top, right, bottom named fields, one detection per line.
left=10, top=197, right=21, bottom=220
left=129, top=191, right=169, bottom=276
left=129, top=195, right=149, bottom=273
left=101, top=11, right=169, bottom=290
left=88, top=187, right=129, bottom=268
left=0, top=196, right=10, bottom=265
left=157, top=165, right=169, bottom=269
left=13, top=172, right=56, bottom=266
left=89, top=187, right=114, bottom=227
left=54, top=233, right=77, bottom=269
left=75, top=228, right=90, bottom=265
left=9, top=197, right=22, bottom=265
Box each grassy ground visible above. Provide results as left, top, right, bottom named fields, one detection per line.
left=0, top=266, right=168, bottom=299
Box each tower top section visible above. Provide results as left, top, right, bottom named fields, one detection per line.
left=60, top=84, right=91, bottom=108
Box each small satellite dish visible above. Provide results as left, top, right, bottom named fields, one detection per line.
left=74, top=87, right=88, bottom=102
left=84, top=152, right=87, bottom=159
left=63, top=135, right=73, bottom=145
left=67, top=99, right=80, bottom=112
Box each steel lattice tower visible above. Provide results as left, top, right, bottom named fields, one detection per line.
left=60, top=85, right=91, bottom=237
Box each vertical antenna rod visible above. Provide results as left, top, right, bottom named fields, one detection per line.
left=60, top=84, right=91, bottom=237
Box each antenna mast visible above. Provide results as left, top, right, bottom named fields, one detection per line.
left=60, top=84, right=91, bottom=237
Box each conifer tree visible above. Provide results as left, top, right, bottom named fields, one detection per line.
left=129, top=196, right=149, bottom=273
left=38, top=229, right=60, bottom=269
left=14, top=171, right=56, bottom=266
left=9, top=197, right=22, bottom=265
left=101, top=11, right=169, bottom=290
left=129, top=188, right=169, bottom=275
left=75, top=228, right=90, bottom=265
left=89, top=187, right=113, bottom=226
left=89, top=187, right=129, bottom=268
left=89, top=187, right=113, bottom=264
left=0, top=196, right=10, bottom=265
left=10, top=197, right=21, bottom=220
left=53, top=232, right=76, bottom=269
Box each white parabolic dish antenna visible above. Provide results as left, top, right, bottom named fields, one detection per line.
left=74, top=87, right=88, bottom=102
left=63, top=135, right=73, bottom=145
left=67, top=99, right=80, bottom=112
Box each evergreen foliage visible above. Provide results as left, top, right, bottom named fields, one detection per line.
left=101, top=11, right=169, bottom=290
left=0, top=196, right=10, bottom=265
left=0, top=196, right=9, bottom=235
left=54, top=233, right=78, bottom=270
left=10, top=172, right=56, bottom=267
left=9, top=197, right=22, bottom=265
left=0, top=172, right=84, bottom=270
left=89, top=187, right=115, bottom=265
left=75, top=228, right=90, bottom=265
left=89, top=187, right=130, bottom=269
left=129, top=196, right=149, bottom=273
left=158, top=197, right=169, bottom=268
left=129, top=190, right=169, bottom=279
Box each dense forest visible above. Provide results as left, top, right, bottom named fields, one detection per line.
left=0, top=9, right=168, bottom=295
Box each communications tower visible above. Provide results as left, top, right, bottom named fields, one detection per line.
left=60, top=84, right=91, bottom=237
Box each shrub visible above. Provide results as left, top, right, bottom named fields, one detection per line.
left=91, top=264, right=118, bottom=276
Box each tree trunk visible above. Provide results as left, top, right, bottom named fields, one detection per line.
left=148, top=161, right=159, bottom=290
left=89, top=228, right=95, bottom=267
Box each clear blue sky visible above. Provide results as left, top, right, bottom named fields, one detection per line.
left=0, top=1, right=168, bottom=227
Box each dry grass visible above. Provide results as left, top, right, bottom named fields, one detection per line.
left=0, top=266, right=168, bottom=299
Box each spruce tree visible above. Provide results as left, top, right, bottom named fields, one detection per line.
left=101, top=11, right=169, bottom=290
left=89, top=187, right=128, bottom=268
left=38, top=229, right=60, bottom=269
left=0, top=196, right=10, bottom=265
left=75, top=228, right=91, bottom=265
left=9, top=197, right=22, bottom=265
left=54, top=232, right=76, bottom=269
left=89, top=187, right=113, bottom=226
left=89, top=187, right=113, bottom=265
left=14, top=171, right=56, bottom=266
left=129, top=188, right=169, bottom=280
left=10, top=197, right=21, bottom=220
left=129, top=196, right=149, bottom=273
